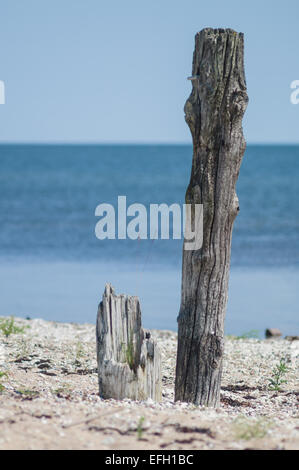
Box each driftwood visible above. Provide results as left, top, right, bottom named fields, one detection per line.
left=175, top=28, right=248, bottom=407
left=96, top=284, right=161, bottom=401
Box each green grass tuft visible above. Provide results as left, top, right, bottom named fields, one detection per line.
left=0, top=317, right=27, bottom=337
left=137, top=416, right=145, bottom=440
left=235, top=330, right=260, bottom=340
left=268, top=358, right=290, bottom=391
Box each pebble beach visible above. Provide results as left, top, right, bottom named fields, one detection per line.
left=0, top=317, right=298, bottom=450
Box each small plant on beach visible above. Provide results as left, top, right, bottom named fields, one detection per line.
left=15, top=388, right=40, bottom=400
left=137, top=416, right=145, bottom=440
left=52, top=383, right=73, bottom=398
left=233, top=416, right=271, bottom=440
left=0, top=371, right=8, bottom=393
left=268, top=358, right=290, bottom=392
left=15, top=337, right=32, bottom=360
left=236, top=330, right=260, bottom=340
left=0, top=317, right=26, bottom=338
left=75, top=341, right=85, bottom=361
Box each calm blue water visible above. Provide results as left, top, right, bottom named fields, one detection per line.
left=0, top=144, right=298, bottom=334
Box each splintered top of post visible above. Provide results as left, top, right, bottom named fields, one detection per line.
left=195, top=27, right=243, bottom=37
left=188, top=27, right=247, bottom=94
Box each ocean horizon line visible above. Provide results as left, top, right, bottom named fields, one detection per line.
left=0, top=141, right=299, bottom=147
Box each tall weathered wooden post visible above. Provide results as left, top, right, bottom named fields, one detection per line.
left=175, top=28, right=248, bottom=407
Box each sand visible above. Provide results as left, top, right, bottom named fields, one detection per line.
left=0, top=317, right=298, bottom=450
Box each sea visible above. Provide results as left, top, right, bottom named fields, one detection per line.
left=0, top=144, right=298, bottom=335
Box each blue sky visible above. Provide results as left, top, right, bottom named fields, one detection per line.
left=0, top=0, right=298, bottom=143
